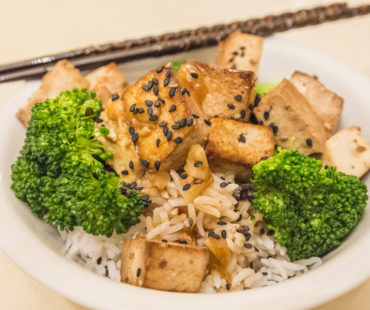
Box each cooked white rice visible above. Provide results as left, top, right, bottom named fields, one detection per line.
left=59, top=170, right=322, bottom=292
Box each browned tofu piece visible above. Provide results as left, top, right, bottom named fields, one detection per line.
left=253, top=79, right=328, bottom=155
left=176, top=61, right=255, bottom=121
left=17, top=60, right=89, bottom=127
left=121, top=239, right=209, bottom=293
left=215, top=32, right=264, bottom=73
left=86, top=63, right=128, bottom=107
left=98, top=98, right=144, bottom=183
left=122, top=65, right=208, bottom=172
left=322, top=127, right=370, bottom=178
left=290, top=71, right=343, bottom=133
left=207, top=118, right=275, bottom=180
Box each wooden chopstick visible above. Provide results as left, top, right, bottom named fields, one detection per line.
left=1, top=3, right=369, bottom=83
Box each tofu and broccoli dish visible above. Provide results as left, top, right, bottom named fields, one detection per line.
left=11, top=32, right=369, bottom=293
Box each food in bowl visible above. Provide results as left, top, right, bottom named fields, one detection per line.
left=10, top=32, right=369, bottom=293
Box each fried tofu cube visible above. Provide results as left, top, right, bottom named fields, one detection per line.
left=86, top=63, right=128, bottom=107
left=98, top=98, right=144, bottom=183
left=253, top=79, right=328, bottom=155
left=121, top=239, right=210, bottom=293
left=215, top=32, right=264, bottom=73
left=176, top=61, right=255, bottom=121
left=322, top=127, right=370, bottom=178
left=207, top=118, right=275, bottom=180
left=290, top=71, right=343, bottom=133
left=122, top=65, right=208, bottom=172
left=17, top=60, right=89, bottom=127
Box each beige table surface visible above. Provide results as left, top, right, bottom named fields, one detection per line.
left=1, top=0, right=370, bottom=309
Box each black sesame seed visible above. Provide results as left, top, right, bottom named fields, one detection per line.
left=214, top=114, right=219, bottom=118
left=158, top=97, right=165, bottom=103
left=181, top=88, right=190, bottom=96
left=129, top=103, right=136, bottom=112
left=141, top=159, right=149, bottom=167
left=147, top=106, right=153, bottom=116
left=231, top=64, right=237, bottom=70
left=220, top=182, right=228, bottom=188
left=94, top=117, right=103, bottom=123
left=153, top=85, right=159, bottom=96
left=194, top=161, right=203, bottom=167
left=250, top=262, right=254, bottom=269
left=156, top=66, right=164, bottom=73
left=129, top=127, right=135, bottom=135
left=258, top=120, right=263, bottom=125
left=142, top=84, right=150, bottom=91
left=249, top=113, right=258, bottom=124
left=245, top=232, right=251, bottom=241
left=244, top=243, right=253, bottom=249
left=254, top=94, right=261, bottom=106
left=156, top=138, right=161, bottom=147
left=163, top=127, right=169, bottom=136
left=161, top=239, right=168, bottom=243
left=236, top=214, right=242, bottom=221
left=97, top=257, right=102, bottom=265
left=306, top=138, right=313, bottom=147
left=221, top=230, right=227, bottom=239
left=128, top=182, right=137, bottom=189
left=154, top=100, right=161, bottom=108
left=180, top=173, right=187, bottom=179
left=133, top=108, right=138, bottom=115
left=111, top=94, right=119, bottom=101
left=137, top=108, right=145, bottom=114
left=179, top=118, right=187, bottom=128
left=260, top=228, right=265, bottom=235
left=163, top=77, right=170, bottom=86
left=267, top=229, right=275, bottom=236
left=262, top=272, right=268, bottom=276
left=190, top=72, right=199, bottom=78
left=183, top=183, right=191, bottom=191
left=269, top=123, right=278, bottom=134
left=131, top=133, right=138, bottom=142
left=248, top=104, right=254, bottom=111
left=217, top=221, right=227, bottom=225
left=174, top=137, right=183, bottom=144
left=136, top=268, right=141, bottom=277
left=159, top=121, right=167, bottom=127
left=241, top=51, right=245, bottom=57
left=169, top=104, right=176, bottom=112
left=234, top=94, right=243, bottom=102
left=212, top=232, right=221, bottom=240
left=152, top=78, right=158, bottom=85
left=136, top=187, right=143, bottom=191
left=263, top=111, right=269, bottom=120
left=105, top=266, right=109, bottom=277
left=147, top=81, right=154, bottom=89
left=324, top=165, right=328, bottom=169
left=169, top=87, right=176, bottom=97
left=129, top=161, right=134, bottom=169
left=188, top=218, right=193, bottom=226
left=261, top=156, right=269, bottom=161
left=240, top=109, right=246, bottom=118
left=121, top=170, right=129, bottom=175
left=166, top=69, right=171, bottom=78
left=254, top=247, right=259, bottom=252
left=226, top=284, right=230, bottom=290
left=145, top=100, right=153, bottom=107
left=149, top=115, right=158, bottom=121
left=239, top=134, right=246, bottom=143
left=227, top=103, right=235, bottom=110
left=186, top=118, right=193, bottom=126
left=171, top=124, right=180, bottom=130
left=166, top=130, right=172, bottom=141
left=192, top=114, right=200, bottom=119
left=204, top=119, right=211, bottom=126
left=154, top=161, right=161, bottom=171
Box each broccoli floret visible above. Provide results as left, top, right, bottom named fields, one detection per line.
left=171, top=60, right=186, bottom=72
left=251, top=148, right=368, bottom=261
left=11, top=89, right=149, bottom=237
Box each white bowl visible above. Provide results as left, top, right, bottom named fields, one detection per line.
left=0, top=37, right=369, bottom=310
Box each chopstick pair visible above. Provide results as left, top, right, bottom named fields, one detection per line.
left=1, top=2, right=370, bottom=83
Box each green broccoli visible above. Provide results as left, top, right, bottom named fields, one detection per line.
left=255, top=82, right=279, bottom=95
left=171, top=60, right=186, bottom=72
left=11, top=89, right=149, bottom=237
left=251, top=147, right=368, bottom=261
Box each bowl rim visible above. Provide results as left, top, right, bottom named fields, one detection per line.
left=0, top=36, right=370, bottom=310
